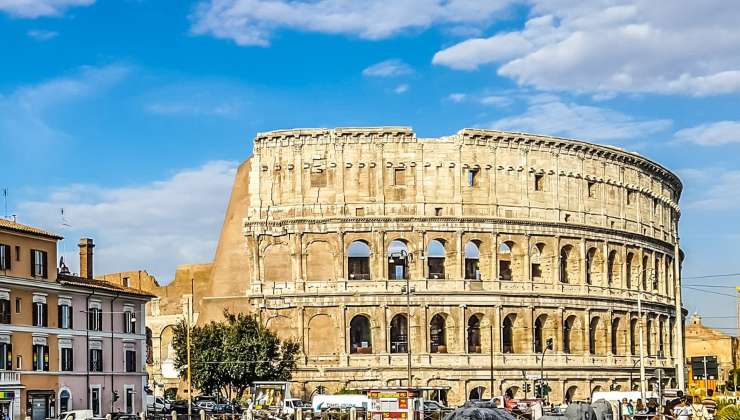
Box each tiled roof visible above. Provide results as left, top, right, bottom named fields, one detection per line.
left=57, top=273, right=156, bottom=298
left=0, top=219, right=63, bottom=239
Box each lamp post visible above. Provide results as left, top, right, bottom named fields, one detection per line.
left=539, top=338, right=553, bottom=401
left=393, top=250, right=413, bottom=388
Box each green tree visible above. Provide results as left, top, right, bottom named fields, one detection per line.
left=173, top=311, right=300, bottom=400
left=725, top=369, right=740, bottom=391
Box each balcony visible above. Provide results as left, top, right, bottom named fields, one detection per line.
left=0, top=371, right=20, bottom=385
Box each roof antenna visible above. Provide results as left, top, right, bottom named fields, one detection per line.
left=2, top=188, right=7, bottom=219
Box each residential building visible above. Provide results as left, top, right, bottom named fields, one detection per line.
left=685, top=313, right=739, bottom=393
left=0, top=219, right=154, bottom=420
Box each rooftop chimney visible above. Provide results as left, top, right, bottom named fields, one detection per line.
left=79, top=238, right=94, bottom=279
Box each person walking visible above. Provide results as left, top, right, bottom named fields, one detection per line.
left=621, top=398, right=633, bottom=420
left=691, top=395, right=709, bottom=420
left=673, top=397, right=694, bottom=420
left=702, top=390, right=717, bottom=420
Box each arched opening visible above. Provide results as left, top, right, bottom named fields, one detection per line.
left=626, top=252, right=635, bottom=289
left=308, top=314, right=338, bottom=356
left=505, top=387, right=519, bottom=399
left=560, top=245, right=575, bottom=283
left=591, top=386, right=602, bottom=399
left=608, top=250, right=620, bottom=286
left=59, top=389, right=71, bottom=413
left=531, top=243, right=545, bottom=280
left=611, top=318, right=621, bottom=355
left=565, top=386, right=578, bottom=403
left=589, top=316, right=605, bottom=355
left=349, top=315, right=372, bottom=354
left=427, top=240, right=446, bottom=279
left=348, top=240, right=371, bottom=280
left=564, top=315, right=579, bottom=354
left=646, top=319, right=653, bottom=356
left=534, top=315, right=544, bottom=353
left=653, top=256, right=661, bottom=290
left=641, top=255, right=649, bottom=290
left=464, top=241, right=481, bottom=280
left=388, top=240, right=410, bottom=280
left=309, top=386, right=327, bottom=400
left=502, top=314, right=515, bottom=353
left=430, top=314, right=447, bottom=353
left=498, top=242, right=513, bottom=281
left=586, top=247, right=602, bottom=285
left=306, top=241, right=334, bottom=282
left=469, top=386, right=485, bottom=401
left=390, top=314, right=408, bottom=353
left=263, top=244, right=292, bottom=281
left=145, top=327, right=153, bottom=365
left=429, top=389, right=448, bottom=406
left=467, top=315, right=482, bottom=353
left=630, top=318, right=638, bottom=355
left=669, top=319, right=675, bottom=357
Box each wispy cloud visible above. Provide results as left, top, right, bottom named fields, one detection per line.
left=0, top=64, right=130, bottom=147
left=394, top=84, right=409, bottom=94
left=362, top=59, right=413, bottom=77
left=1, top=0, right=94, bottom=18
left=679, top=168, right=740, bottom=211
left=479, top=95, right=512, bottom=107
left=673, top=121, right=740, bottom=146
left=446, top=93, right=466, bottom=103
left=142, top=81, right=247, bottom=118
left=27, top=29, right=59, bottom=40
left=490, top=95, right=672, bottom=142
left=19, top=160, right=238, bottom=281
left=190, top=0, right=516, bottom=46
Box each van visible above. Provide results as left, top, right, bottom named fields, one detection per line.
left=60, top=410, right=95, bottom=420
left=311, top=395, right=370, bottom=418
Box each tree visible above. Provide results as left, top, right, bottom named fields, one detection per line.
left=173, top=311, right=300, bottom=400
left=725, top=369, right=740, bottom=391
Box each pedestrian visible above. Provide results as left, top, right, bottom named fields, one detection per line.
left=636, top=399, right=646, bottom=414
left=673, top=397, right=694, bottom=420
left=702, top=390, right=717, bottom=420
left=627, top=400, right=635, bottom=418
left=621, top=398, right=632, bottom=420
left=691, top=395, right=708, bottom=420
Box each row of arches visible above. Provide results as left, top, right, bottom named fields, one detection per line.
left=262, top=236, right=676, bottom=295
left=339, top=311, right=675, bottom=357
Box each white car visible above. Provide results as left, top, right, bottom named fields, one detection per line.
left=146, top=396, right=171, bottom=414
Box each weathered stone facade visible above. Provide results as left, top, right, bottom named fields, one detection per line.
left=193, top=127, right=686, bottom=405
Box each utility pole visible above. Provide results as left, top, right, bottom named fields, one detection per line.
left=490, top=325, right=495, bottom=399
left=638, top=293, right=646, bottom=402
left=405, top=266, right=412, bottom=389
left=703, top=356, right=709, bottom=396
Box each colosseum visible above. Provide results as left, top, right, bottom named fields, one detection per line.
left=189, top=127, right=686, bottom=405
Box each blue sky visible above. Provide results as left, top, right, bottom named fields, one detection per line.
left=2, top=0, right=739, bottom=331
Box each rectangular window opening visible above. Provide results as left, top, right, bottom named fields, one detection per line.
left=467, top=169, right=479, bottom=187
left=587, top=181, right=597, bottom=198
left=434, top=207, right=443, bottom=216
left=534, top=174, right=545, bottom=191
left=393, top=168, right=406, bottom=186
left=309, top=170, right=327, bottom=188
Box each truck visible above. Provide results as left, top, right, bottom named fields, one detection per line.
left=311, top=394, right=370, bottom=418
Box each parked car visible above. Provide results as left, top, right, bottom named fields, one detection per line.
left=213, top=403, right=242, bottom=414
left=170, top=400, right=190, bottom=414
left=146, top=396, right=171, bottom=414
left=195, top=400, right=216, bottom=412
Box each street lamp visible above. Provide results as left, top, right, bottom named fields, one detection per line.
left=539, top=338, right=553, bottom=400
left=392, top=249, right=414, bottom=389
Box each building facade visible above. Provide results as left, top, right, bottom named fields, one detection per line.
left=194, top=127, right=684, bottom=405
left=0, top=220, right=153, bottom=420
left=685, top=313, right=738, bottom=393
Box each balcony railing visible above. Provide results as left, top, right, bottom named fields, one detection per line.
left=0, top=371, right=20, bottom=385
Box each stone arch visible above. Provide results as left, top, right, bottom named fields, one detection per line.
left=589, top=316, right=607, bottom=355
left=607, top=250, right=621, bottom=286
left=534, top=313, right=556, bottom=353
left=464, top=241, right=481, bottom=280
left=630, top=318, right=638, bottom=355
left=505, top=386, right=520, bottom=399
left=641, top=255, right=649, bottom=290
left=502, top=313, right=525, bottom=354
left=307, top=314, right=338, bottom=356
left=469, top=386, right=485, bottom=400
left=467, top=314, right=482, bottom=353
left=427, top=239, right=446, bottom=280
left=430, top=313, right=448, bottom=353
left=646, top=318, right=653, bottom=356
left=388, top=239, right=410, bottom=280
left=347, top=240, right=371, bottom=280
left=531, top=242, right=547, bottom=281
left=586, top=247, right=603, bottom=285
left=560, top=245, right=578, bottom=283
left=653, top=255, right=662, bottom=291
left=160, top=324, right=176, bottom=362
left=626, top=252, right=636, bottom=289
left=306, top=241, right=335, bottom=282
left=611, top=317, right=626, bottom=355
left=389, top=313, right=408, bottom=353
left=265, top=315, right=298, bottom=342
left=263, top=243, right=292, bottom=282
left=565, top=385, right=578, bottom=403
left=498, top=241, right=514, bottom=281
left=564, top=315, right=583, bottom=354
left=350, top=315, right=373, bottom=354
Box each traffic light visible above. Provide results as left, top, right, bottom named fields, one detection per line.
left=112, top=390, right=119, bottom=402
left=535, top=383, right=542, bottom=398
left=524, top=383, right=531, bottom=393
left=546, top=338, right=553, bottom=350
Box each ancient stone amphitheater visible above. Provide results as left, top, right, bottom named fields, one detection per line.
left=200, top=127, right=685, bottom=405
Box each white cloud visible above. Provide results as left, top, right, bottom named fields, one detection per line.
left=145, top=102, right=239, bottom=117
left=446, top=93, right=466, bottom=103
left=190, top=0, right=515, bottom=46
left=673, top=121, right=740, bottom=146
left=27, top=29, right=59, bottom=40
left=490, top=95, right=671, bottom=142
left=142, top=81, right=248, bottom=118
left=362, top=59, right=413, bottom=77
left=394, top=84, right=409, bottom=94
left=433, top=0, right=740, bottom=95
left=479, top=95, right=512, bottom=107
left=19, top=161, right=238, bottom=282
left=0, top=64, right=130, bottom=146
left=0, top=0, right=94, bottom=18
left=679, top=169, right=740, bottom=211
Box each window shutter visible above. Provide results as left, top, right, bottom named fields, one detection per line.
left=42, top=251, right=48, bottom=278
left=97, top=311, right=103, bottom=331
left=123, top=312, right=127, bottom=332
left=58, top=305, right=63, bottom=328
left=32, top=303, right=38, bottom=326
left=2, top=245, right=10, bottom=270
left=42, top=304, right=48, bottom=327
left=6, top=343, right=11, bottom=370
left=43, top=345, right=49, bottom=371
left=88, top=311, right=92, bottom=330
left=69, top=307, right=73, bottom=329
left=30, top=250, right=35, bottom=277
left=32, top=346, right=38, bottom=369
